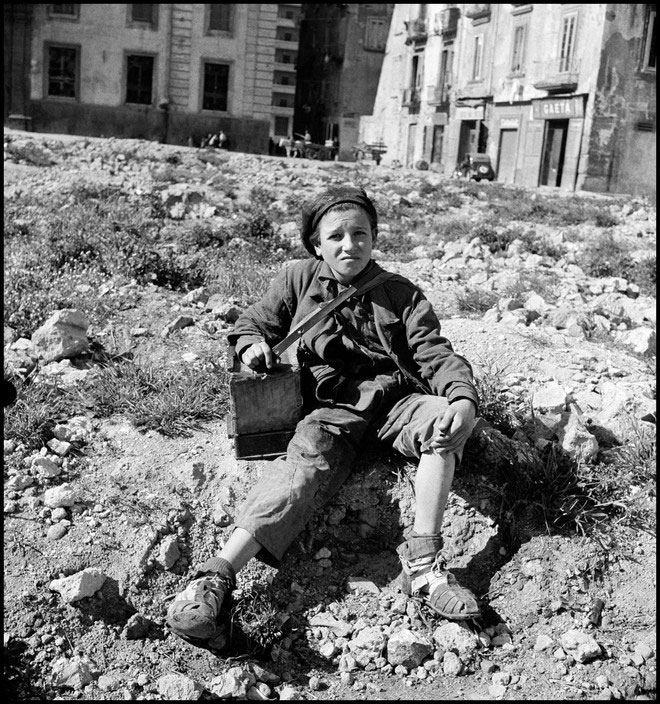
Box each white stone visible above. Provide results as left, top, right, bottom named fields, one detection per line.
left=349, top=626, right=387, bottom=660
left=52, top=656, right=96, bottom=690
left=532, top=383, right=567, bottom=412
left=615, top=327, right=656, bottom=356
left=156, top=535, right=180, bottom=570
left=432, top=622, right=481, bottom=657
left=387, top=629, right=434, bottom=668
left=560, top=629, right=602, bottom=663
left=534, top=634, right=555, bottom=651
left=31, top=309, right=90, bottom=363
left=557, top=412, right=599, bottom=463
left=44, top=483, right=77, bottom=508
left=157, top=673, right=203, bottom=700
left=442, top=651, right=464, bottom=676
left=32, top=456, right=62, bottom=478
left=49, top=568, right=107, bottom=603
left=345, top=576, right=380, bottom=594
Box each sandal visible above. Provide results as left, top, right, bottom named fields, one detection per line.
left=397, top=543, right=480, bottom=620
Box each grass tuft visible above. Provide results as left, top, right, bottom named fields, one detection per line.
left=76, top=359, right=230, bottom=437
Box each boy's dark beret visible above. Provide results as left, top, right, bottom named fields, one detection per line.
left=300, top=186, right=378, bottom=256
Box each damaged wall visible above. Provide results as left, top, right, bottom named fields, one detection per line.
left=582, top=4, right=656, bottom=198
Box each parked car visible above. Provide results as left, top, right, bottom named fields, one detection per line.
left=453, top=153, right=496, bottom=181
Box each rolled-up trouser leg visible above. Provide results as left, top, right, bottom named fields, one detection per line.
left=234, top=406, right=369, bottom=566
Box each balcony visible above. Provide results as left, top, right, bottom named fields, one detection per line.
left=440, top=7, right=459, bottom=37
left=402, top=87, right=421, bottom=108
left=465, top=4, right=491, bottom=23
left=404, top=18, right=428, bottom=46
left=533, top=58, right=581, bottom=92
left=426, top=85, right=450, bottom=106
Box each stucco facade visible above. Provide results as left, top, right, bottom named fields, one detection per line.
left=361, top=3, right=656, bottom=198
left=5, top=4, right=302, bottom=152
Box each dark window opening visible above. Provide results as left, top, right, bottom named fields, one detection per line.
left=209, top=4, right=232, bottom=32
left=126, top=55, right=154, bottom=104
left=274, top=116, right=289, bottom=135
left=203, top=63, right=229, bottom=111
left=50, top=4, right=77, bottom=16
left=48, top=46, right=77, bottom=98
left=131, top=4, right=154, bottom=24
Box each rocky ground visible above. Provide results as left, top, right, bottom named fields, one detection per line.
left=3, top=129, right=656, bottom=700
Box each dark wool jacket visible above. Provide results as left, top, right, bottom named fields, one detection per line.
left=228, top=259, right=478, bottom=410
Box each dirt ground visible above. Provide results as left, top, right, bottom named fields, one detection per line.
left=3, top=130, right=656, bottom=701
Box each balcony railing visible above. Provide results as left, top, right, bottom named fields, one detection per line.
left=440, top=7, right=459, bottom=37
left=404, top=18, right=428, bottom=45
left=533, top=58, right=581, bottom=91
left=426, top=85, right=450, bottom=105
left=402, top=87, right=421, bottom=107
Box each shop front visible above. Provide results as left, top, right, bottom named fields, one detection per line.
left=529, top=95, right=587, bottom=190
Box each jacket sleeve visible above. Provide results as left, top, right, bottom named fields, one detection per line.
left=402, top=289, right=479, bottom=410
left=226, top=267, right=294, bottom=358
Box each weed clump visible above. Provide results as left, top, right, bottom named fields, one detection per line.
left=455, top=287, right=499, bottom=315
left=77, top=359, right=229, bottom=437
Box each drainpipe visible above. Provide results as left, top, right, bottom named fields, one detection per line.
left=159, top=3, right=174, bottom=143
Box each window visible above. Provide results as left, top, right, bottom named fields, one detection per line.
left=438, top=48, right=452, bottom=102
left=49, top=4, right=79, bottom=19
left=278, top=5, right=298, bottom=21
left=365, top=17, right=388, bottom=51
left=274, top=116, right=290, bottom=135
left=208, top=4, right=233, bottom=33
left=642, top=6, right=656, bottom=71
left=47, top=45, right=78, bottom=98
left=276, top=26, right=298, bottom=42
left=472, top=34, right=484, bottom=80
left=203, top=63, right=229, bottom=111
left=511, top=24, right=526, bottom=74
left=126, top=55, right=154, bottom=105
left=131, top=4, right=155, bottom=24
left=559, top=13, right=577, bottom=72
left=272, top=93, right=293, bottom=108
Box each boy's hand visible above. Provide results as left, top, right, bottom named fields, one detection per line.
left=428, top=399, right=477, bottom=455
left=241, top=341, right=278, bottom=371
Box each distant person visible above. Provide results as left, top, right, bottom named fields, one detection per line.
left=218, top=130, right=228, bottom=149
left=304, top=129, right=311, bottom=144
left=209, top=133, right=219, bottom=148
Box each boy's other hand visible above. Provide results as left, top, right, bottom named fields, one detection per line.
left=429, top=399, right=477, bottom=455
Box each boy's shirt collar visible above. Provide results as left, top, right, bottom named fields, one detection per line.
left=317, top=259, right=377, bottom=294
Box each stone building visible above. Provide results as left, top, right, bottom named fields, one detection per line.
left=360, top=3, right=656, bottom=197
left=294, top=3, right=394, bottom=161
left=4, top=3, right=302, bottom=152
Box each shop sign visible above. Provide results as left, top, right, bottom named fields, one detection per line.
left=532, top=96, right=584, bottom=120
left=500, top=117, right=520, bottom=129
left=455, top=106, right=485, bottom=120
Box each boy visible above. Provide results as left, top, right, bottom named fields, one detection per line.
left=166, top=186, right=479, bottom=649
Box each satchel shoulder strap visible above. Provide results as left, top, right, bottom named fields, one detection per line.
left=271, top=270, right=392, bottom=357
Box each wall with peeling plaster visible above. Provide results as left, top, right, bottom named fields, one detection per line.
left=582, top=4, right=656, bottom=198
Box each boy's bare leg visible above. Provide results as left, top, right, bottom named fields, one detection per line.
left=218, top=527, right=261, bottom=572
left=413, top=451, right=455, bottom=535
left=398, top=450, right=480, bottom=619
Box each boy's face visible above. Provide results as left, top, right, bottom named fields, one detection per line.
left=314, top=208, right=374, bottom=284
